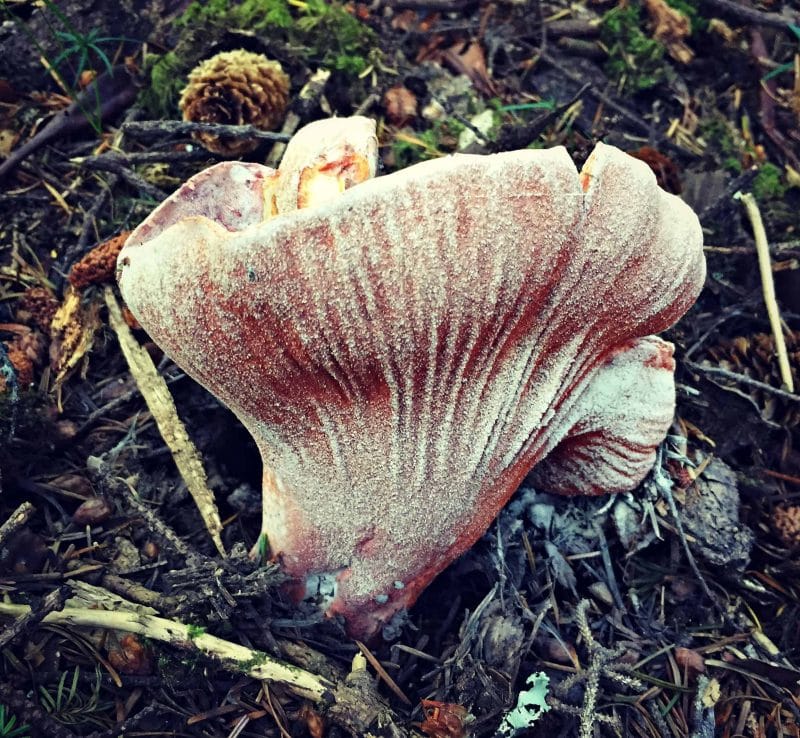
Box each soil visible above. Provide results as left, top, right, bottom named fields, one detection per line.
left=1, top=0, right=800, bottom=736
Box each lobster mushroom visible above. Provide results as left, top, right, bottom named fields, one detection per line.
left=117, top=117, right=705, bottom=640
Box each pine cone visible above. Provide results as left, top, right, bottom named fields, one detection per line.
left=179, top=49, right=290, bottom=156
left=17, top=286, right=58, bottom=332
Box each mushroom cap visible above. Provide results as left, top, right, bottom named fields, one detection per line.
left=118, top=123, right=705, bottom=639
left=529, top=335, right=677, bottom=495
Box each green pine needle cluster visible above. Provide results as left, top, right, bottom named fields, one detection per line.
left=0, top=705, right=29, bottom=738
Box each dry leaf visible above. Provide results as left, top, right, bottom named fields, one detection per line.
left=383, top=85, right=418, bottom=127
left=441, top=41, right=497, bottom=97
left=0, top=129, right=19, bottom=158
left=49, top=284, right=101, bottom=387
left=675, top=646, right=707, bottom=677
left=107, top=633, right=153, bottom=675
left=643, top=0, right=694, bottom=64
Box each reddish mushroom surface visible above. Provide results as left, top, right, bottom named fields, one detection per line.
left=118, top=117, right=705, bottom=639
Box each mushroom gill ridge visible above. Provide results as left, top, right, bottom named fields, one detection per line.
left=118, top=137, right=705, bottom=639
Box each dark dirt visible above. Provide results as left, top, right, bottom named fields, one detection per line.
left=1, top=0, right=800, bottom=736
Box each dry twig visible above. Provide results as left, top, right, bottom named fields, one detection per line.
left=265, top=68, right=331, bottom=168
left=121, top=119, right=292, bottom=142
left=0, top=601, right=331, bottom=701
left=0, top=501, right=35, bottom=548
left=700, top=0, right=799, bottom=30
left=0, top=587, right=66, bottom=649
left=686, top=361, right=800, bottom=402
left=736, top=192, right=795, bottom=392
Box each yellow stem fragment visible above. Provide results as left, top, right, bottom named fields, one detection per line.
left=104, top=286, right=226, bottom=555
left=736, top=192, right=795, bottom=393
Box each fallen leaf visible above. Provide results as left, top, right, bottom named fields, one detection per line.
left=675, top=646, right=707, bottom=678
left=441, top=41, right=497, bottom=97
left=49, top=284, right=102, bottom=388
left=643, top=0, right=694, bottom=64
left=0, top=128, right=19, bottom=158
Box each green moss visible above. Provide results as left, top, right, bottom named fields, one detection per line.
left=698, top=115, right=753, bottom=172
left=140, top=51, right=185, bottom=118
left=752, top=163, right=787, bottom=201
left=723, top=156, right=742, bottom=173
left=191, top=0, right=372, bottom=70
left=391, top=128, right=443, bottom=169
left=177, top=0, right=293, bottom=31
left=390, top=117, right=474, bottom=169
left=698, top=117, right=738, bottom=156
left=186, top=623, right=207, bottom=639
left=238, top=650, right=271, bottom=671
left=600, top=4, right=666, bottom=92
left=291, top=0, right=375, bottom=74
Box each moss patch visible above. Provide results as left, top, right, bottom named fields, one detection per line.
left=600, top=4, right=666, bottom=92
left=752, top=163, right=787, bottom=202
left=141, top=0, right=376, bottom=117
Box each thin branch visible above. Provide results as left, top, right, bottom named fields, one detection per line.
left=73, top=156, right=167, bottom=199
left=0, top=501, right=35, bottom=549
left=122, top=119, right=292, bottom=142
left=0, top=587, right=67, bottom=649
left=378, top=0, right=476, bottom=10
left=685, top=361, right=800, bottom=402
left=539, top=52, right=690, bottom=157
left=73, top=150, right=220, bottom=168
left=699, top=0, right=799, bottom=30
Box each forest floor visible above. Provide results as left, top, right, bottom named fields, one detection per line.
left=1, top=0, right=800, bottom=736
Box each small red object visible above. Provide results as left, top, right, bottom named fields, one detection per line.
left=420, top=700, right=469, bottom=738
